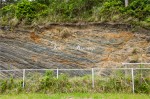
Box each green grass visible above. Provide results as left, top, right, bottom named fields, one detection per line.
left=0, top=93, right=149, bottom=99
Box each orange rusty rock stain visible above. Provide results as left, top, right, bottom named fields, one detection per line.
left=101, top=54, right=124, bottom=62
left=30, top=32, right=41, bottom=43
left=101, top=56, right=111, bottom=61
left=31, top=55, right=38, bottom=62
left=137, top=41, right=149, bottom=47
left=42, top=40, right=49, bottom=46
left=105, top=48, right=114, bottom=53
left=102, top=31, right=134, bottom=41
left=41, top=32, right=46, bottom=36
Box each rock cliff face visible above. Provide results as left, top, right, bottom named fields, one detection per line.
left=0, top=24, right=150, bottom=69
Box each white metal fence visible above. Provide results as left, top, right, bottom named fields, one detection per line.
left=0, top=67, right=150, bottom=93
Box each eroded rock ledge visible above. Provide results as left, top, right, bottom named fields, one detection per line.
left=0, top=24, right=150, bottom=69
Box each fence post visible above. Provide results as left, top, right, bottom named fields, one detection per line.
left=122, top=63, right=128, bottom=78
left=123, top=64, right=127, bottom=78
left=23, top=69, right=25, bottom=88
left=131, top=68, right=135, bottom=93
left=92, top=68, right=94, bottom=88
left=57, top=68, right=59, bottom=79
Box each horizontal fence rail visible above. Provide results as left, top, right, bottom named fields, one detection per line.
left=1, top=68, right=150, bottom=71
left=122, top=63, right=150, bottom=65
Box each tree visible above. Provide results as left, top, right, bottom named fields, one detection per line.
left=0, top=0, right=3, bottom=8
left=125, top=0, right=128, bottom=7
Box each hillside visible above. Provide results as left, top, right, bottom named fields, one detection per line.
left=0, top=23, right=150, bottom=69
left=0, top=0, right=150, bottom=29
left=0, top=0, right=150, bottom=96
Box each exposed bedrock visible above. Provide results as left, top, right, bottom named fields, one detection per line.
left=0, top=25, right=150, bottom=69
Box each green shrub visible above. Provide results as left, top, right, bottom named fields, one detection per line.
left=0, top=70, right=149, bottom=94
left=0, top=77, right=14, bottom=93
left=98, top=0, right=124, bottom=21
left=145, top=17, right=150, bottom=22
left=0, top=4, right=16, bottom=26
left=48, top=0, right=104, bottom=20
left=125, top=0, right=150, bottom=21
left=134, top=77, right=150, bottom=94
left=39, top=71, right=55, bottom=89
left=38, top=71, right=70, bottom=93
left=35, top=0, right=52, bottom=5
left=0, top=80, right=7, bottom=93
left=16, top=0, right=48, bottom=24
left=1, top=4, right=16, bottom=16
left=0, top=0, right=149, bottom=27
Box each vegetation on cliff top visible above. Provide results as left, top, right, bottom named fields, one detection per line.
left=0, top=0, right=150, bottom=28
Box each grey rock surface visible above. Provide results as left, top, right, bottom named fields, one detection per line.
left=0, top=25, right=150, bottom=70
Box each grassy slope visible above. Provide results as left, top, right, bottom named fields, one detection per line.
left=0, top=93, right=150, bottom=99
left=0, top=0, right=150, bottom=29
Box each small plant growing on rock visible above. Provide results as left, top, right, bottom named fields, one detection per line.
left=61, top=31, right=71, bottom=39
left=132, top=48, right=138, bottom=54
